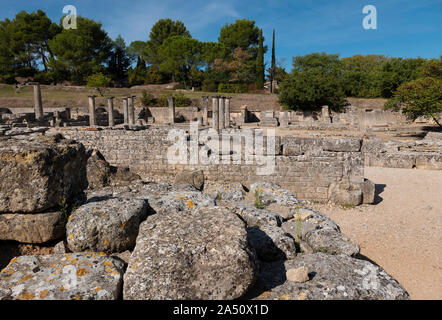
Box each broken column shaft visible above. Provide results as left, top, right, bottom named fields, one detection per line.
left=107, top=97, right=114, bottom=126
left=123, top=98, right=129, bottom=124
left=167, top=97, right=175, bottom=124
left=88, top=96, right=96, bottom=126
left=212, top=96, right=219, bottom=131
left=218, top=96, right=225, bottom=129
left=33, top=84, right=44, bottom=121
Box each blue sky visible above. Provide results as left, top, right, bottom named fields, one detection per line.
left=1, top=0, right=441, bottom=70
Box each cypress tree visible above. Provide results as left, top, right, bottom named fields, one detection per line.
left=256, top=29, right=264, bottom=89
left=270, top=29, right=276, bottom=93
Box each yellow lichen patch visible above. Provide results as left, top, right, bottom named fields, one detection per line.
left=103, top=261, right=113, bottom=267
left=298, top=292, right=307, bottom=300
left=18, top=275, right=33, bottom=283
left=131, top=264, right=137, bottom=270
left=280, top=294, right=291, bottom=300
left=17, top=291, right=35, bottom=300
left=100, top=212, right=106, bottom=216
left=69, top=234, right=74, bottom=239
left=39, top=290, right=49, bottom=299
left=160, top=238, right=167, bottom=242
left=105, top=267, right=113, bottom=273
left=237, top=211, right=243, bottom=216
left=99, top=252, right=106, bottom=256
left=186, top=200, right=194, bottom=209
left=76, top=268, right=90, bottom=276
left=92, top=287, right=102, bottom=293
left=59, top=286, right=65, bottom=291
left=0, top=152, right=39, bottom=164
left=225, top=187, right=230, bottom=191
left=73, top=295, right=81, bottom=300
left=258, top=291, right=271, bottom=299
left=68, top=215, right=72, bottom=221
left=9, top=257, right=18, bottom=264
left=113, top=206, right=119, bottom=209
left=120, top=223, right=126, bottom=229
left=2, top=269, right=15, bottom=275
left=177, top=196, right=186, bottom=200
left=103, top=240, right=109, bottom=246
left=111, top=270, right=119, bottom=275
left=93, top=208, right=99, bottom=211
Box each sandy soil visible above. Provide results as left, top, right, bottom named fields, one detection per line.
left=309, top=167, right=442, bottom=300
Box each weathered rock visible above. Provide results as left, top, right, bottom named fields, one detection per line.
left=286, top=266, right=309, bottom=283
left=323, top=138, right=362, bottom=152
left=175, top=170, right=205, bottom=191
left=0, top=253, right=124, bottom=300
left=251, top=253, right=409, bottom=300
left=86, top=150, right=141, bottom=189
left=203, top=181, right=245, bottom=202
left=146, top=191, right=215, bottom=214
left=328, top=182, right=363, bottom=206
left=123, top=207, right=257, bottom=300
left=54, top=241, right=68, bottom=254
left=250, top=182, right=301, bottom=207
left=236, top=207, right=282, bottom=227
left=361, top=178, right=375, bottom=204
left=0, top=135, right=87, bottom=213
left=282, top=208, right=359, bottom=256
left=247, top=225, right=297, bottom=262
left=0, top=211, right=66, bottom=243
left=66, top=197, right=149, bottom=253
left=304, top=229, right=360, bottom=256
left=86, top=149, right=112, bottom=189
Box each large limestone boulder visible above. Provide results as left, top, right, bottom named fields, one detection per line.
left=86, top=149, right=141, bottom=189
left=203, top=181, right=246, bottom=202
left=236, top=207, right=283, bottom=227
left=0, top=134, right=87, bottom=213
left=123, top=207, right=257, bottom=300
left=250, top=253, right=409, bottom=300
left=250, top=182, right=301, bottom=208
left=247, top=225, right=297, bottom=262
left=282, top=208, right=359, bottom=256
left=175, top=170, right=205, bottom=191
left=0, top=253, right=124, bottom=300
left=0, top=211, right=65, bottom=243
left=66, top=197, right=149, bottom=253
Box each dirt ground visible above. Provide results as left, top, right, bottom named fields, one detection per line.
left=309, top=166, right=442, bottom=300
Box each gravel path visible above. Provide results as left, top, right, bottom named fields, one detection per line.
left=310, top=167, right=442, bottom=300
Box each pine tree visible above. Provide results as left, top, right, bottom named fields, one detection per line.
left=270, top=29, right=276, bottom=93
left=256, top=29, right=264, bottom=89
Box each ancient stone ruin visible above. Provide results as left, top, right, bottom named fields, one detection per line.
left=1, top=86, right=439, bottom=300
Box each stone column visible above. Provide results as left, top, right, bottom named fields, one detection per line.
left=88, top=96, right=96, bottom=126
left=128, top=96, right=135, bottom=125
left=218, top=96, right=225, bottom=129
left=33, top=84, right=44, bottom=121
left=240, top=105, right=248, bottom=124
left=107, top=97, right=114, bottom=127
left=212, top=96, right=219, bottom=131
left=321, top=105, right=331, bottom=123
left=167, top=97, right=175, bottom=124
left=280, top=110, right=289, bottom=128
left=224, top=97, right=231, bottom=128
left=123, top=98, right=129, bottom=124
left=202, top=96, right=209, bottom=126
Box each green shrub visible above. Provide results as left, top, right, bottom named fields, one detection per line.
left=202, top=79, right=218, bottom=92
left=140, top=90, right=156, bottom=107
left=254, top=189, right=265, bottom=209
left=157, top=91, right=191, bottom=108
left=218, top=83, right=248, bottom=93
left=86, top=72, right=111, bottom=96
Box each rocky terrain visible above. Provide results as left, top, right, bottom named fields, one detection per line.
left=0, top=133, right=409, bottom=300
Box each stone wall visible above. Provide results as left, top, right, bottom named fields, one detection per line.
left=54, top=127, right=366, bottom=204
